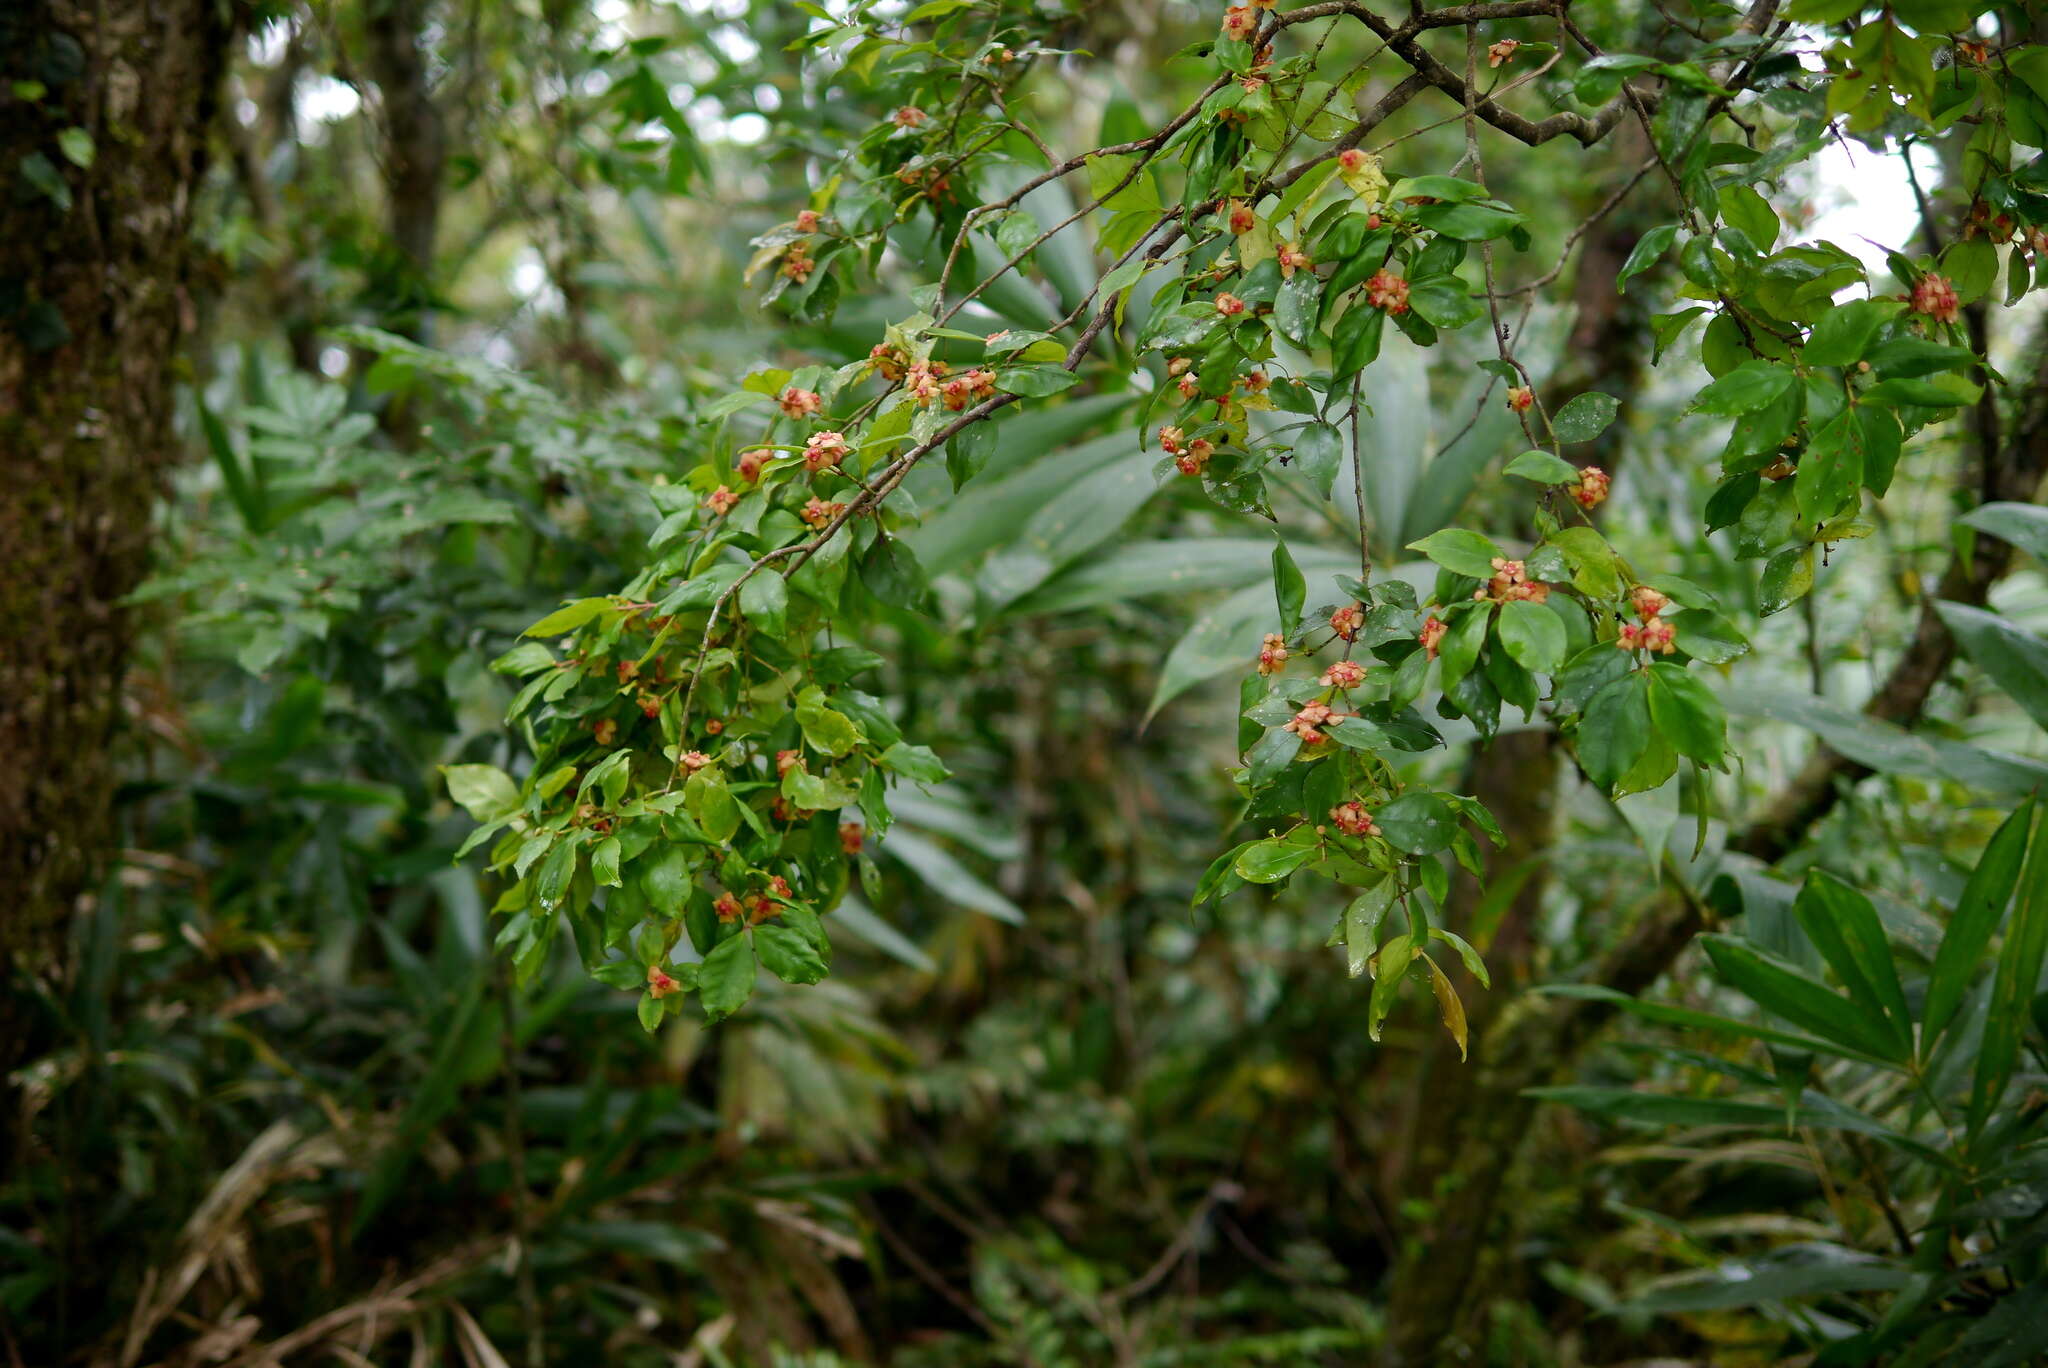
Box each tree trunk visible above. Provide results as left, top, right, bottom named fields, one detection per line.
left=0, top=1, right=233, bottom=1137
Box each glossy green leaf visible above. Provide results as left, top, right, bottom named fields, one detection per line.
left=1923, top=798, right=2033, bottom=1056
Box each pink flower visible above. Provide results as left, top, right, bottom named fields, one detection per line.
left=705, top=485, right=739, bottom=516
left=1227, top=200, right=1256, bottom=235
left=1257, top=632, right=1289, bottom=675
left=801, top=496, right=846, bottom=529
left=648, top=965, right=681, bottom=998
left=795, top=209, right=821, bottom=232
left=1573, top=465, right=1611, bottom=510
left=1215, top=292, right=1247, bottom=317
left=893, top=106, right=928, bottom=128
left=736, top=449, right=771, bottom=483
left=1639, top=617, right=1676, bottom=654
left=1506, top=385, right=1534, bottom=414
left=1365, top=270, right=1410, bottom=314
left=779, top=386, right=821, bottom=419
left=1329, top=603, right=1364, bottom=641
left=1330, top=802, right=1380, bottom=837
left=1420, top=615, right=1447, bottom=660
left=1321, top=659, right=1367, bottom=690
left=1487, top=38, right=1520, bottom=67
left=1277, top=242, right=1311, bottom=277
left=1221, top=5, right=1259, bottom=42
left=1629, top=585, right=1670, bottom=619
left=803, top=431, right=850, bottom=472
left=1910, top=273, right=1960, bottom=324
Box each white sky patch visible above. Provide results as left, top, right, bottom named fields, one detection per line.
left=298, top=75, right=362, bottom=124
left=1803, top=135, right=1923, bottom=268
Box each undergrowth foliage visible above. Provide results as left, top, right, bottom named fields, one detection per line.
left=442, top=0, right=2046, bottom=1053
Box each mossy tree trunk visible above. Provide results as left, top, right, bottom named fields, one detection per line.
left=0, top=1, right=233, bottom=1138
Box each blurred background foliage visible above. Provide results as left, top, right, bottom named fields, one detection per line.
left=7, top=0, right=2048, bottom=1365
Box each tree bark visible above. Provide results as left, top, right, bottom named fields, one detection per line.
left=0, top=1, right=233, bottom=1137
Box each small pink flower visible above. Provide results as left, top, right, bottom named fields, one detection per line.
left=705, top=485, right=739, bottom=516
left=803, top=431, right=850, bottom=472
left=801, top=496, right=846, bottom=529
left=1487, top=37, right=1520, bottom=67
left=1215, top=292, right=1247, bottom=317
left=714, top=893, right=744, bottom=923
left=1221, top=4, right=1258, bottom=42
left=1277, top=242, right=1311, bottom=277
left=1629, top=585, right=1670, bottom=619
left=893, top=106, right=928, bottom=128
left=680, top=750, right=712, bottom=773
left=1257, top=632, right=1289, bottom=675
left=776, top=748, right=803, bottom=777
left=1506, top=385, right=1534, bottom=414
left=1330, top=802, right=1380, bottom=837
left=736, top=448, right=771, bottom=484
left=1176, top=438, right=1215, bottom=477
left=1286, top=701, right=1337, bottom=745
left=1365, top=270, right=1410, bottom=314
left=1158, top=425, right=1185, bottom=455
left=1639, top=617, right=1677, bottom=654
left=1420, top=615, right=1447, bottom=660
left=1910, top=273, right=1959, bottom=324
left=1330, top=603, right=1364, bottom=642
left=1321, top=659, right=1367, bottom=690
left=1615, top=622, right=1643, bottom=652
left=648, top=965, right=681, bottom=998
left=779, top=386, right=821, bottom=419
left=840, top=822, right=864, bottom=854
left=795, top=209, right=821, bottom=232
left=1573, top=465, right=1611, bottom=510
left=869, top=342, right=908, bottom=381
left=1227, top=200, right=1256, bottom=235
left=1337, top=148, right=1369, bottom=175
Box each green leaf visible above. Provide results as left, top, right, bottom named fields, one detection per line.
left=1405, top=528, right=1503, bottom=579
left=1414, top=201, right=1524, bottom=241
left=1792, top=871, right=1912, bottom=1056
left=56, top=126, right=94, bottom=168
left=947, top=422, right=998, bottom=491
left=1758, top=546, right=1815, bottom=617
left=1716, top=183, right=1778, bottom=252
left=1963, top=501, right=2048, bottom=564
left=1293, top=423, right=1343, bottom=500
left=1936, top=602, right=2048, bottom=733
left=1375, top=792, right=1456, bottom=855
left=1504, top=449, right=1581, bottom=484
left=1924, top=799, right=2034, bottom=1055
left=1343, top=881, right=1395, bottom=978
left=1245, top=725, right=1303, bottom=784
left=739, top=569, right=789, bottom=636
left=782, top=767, right=858, bottom=811
left=1616, top=223, right=1679, bottom=295
left=1274, top=270, right=1323, bottom=347
left=1645, top=663, right=1725, bottom=767
left=698, top=934, right=757, bottom=1021
left=1235, top=838, right=1313, bottom=883
left=794, top=685, right=862, bottom=756
left=685, top=768, right=742, bottom=842
left=1429, top=928, right=1490, bottom=988
left=1802, top=298, right=1891, bottom=366
left=1497, top=600, right=1565, bottom=673
left=1331, top=302, right=1384, bottom=379
left=1970, top=803, right=2048, bottom=1133
left=995, top=363, right=1080, bottom=397
left=1578, top=673, right=1649, bottom=789
left=1795, top=409, right=1865, bottom=524
left=755, top=923, right=828, bottom=985
left=1271, top=534, right=1306, bottom=635
left=1407, top=277, right=1484, bottom=329
left=1690, top=360, right=1794, bottom=416
left=443, top=765, right=520, bottom=822
left=878, top=741, right=949, bottom=783
left=524, top=597, right=611, bottom=637
left=1552, top=392, right=1620, bottom=444
left=1700, top=935, right=1907, bottom=1063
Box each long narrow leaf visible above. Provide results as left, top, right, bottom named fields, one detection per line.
left=1970, top=804, right=2048, bottom=1134
left=1924, top=797, right=2034, bottom=1056
left=1792, top=871, right=1913, bottom=1057
left=1700, top=935, right=1908, bottom=1064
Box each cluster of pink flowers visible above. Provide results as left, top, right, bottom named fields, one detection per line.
left=1285, top=701, right=1342, bottom=746
left=804, top=430, right=850, bottom=472
left=779, top=386, right=821, bottom=419
left=1365, top=269, right=1410, bottom=314
left=1419, top=614, right=1447, bottom=659
left=1573, top=465, right=1611, bottom=510
left=801, top=496, right=846, bottom=529
left=1329, top=802, right=1380, bottom=837
left=704, top=485, right=739, bottom=517
left=1256, top=632, right=1289, bottom=674
left=1475, top=557, right=1549, bottom=605
left=1909, top=272, right=1960, bottom=324
left=1320, top=659, right=1367, bottom=690
left=1329, top=603, right=1365, bottom=641
left=1616, top=584, right=1677, bottom=654
left=1487, top=37, right=1519, bottom=67
left=736, top=448, right=772, bottom=483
